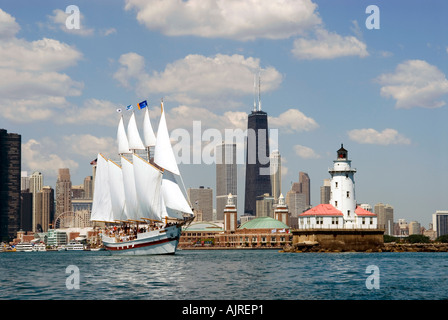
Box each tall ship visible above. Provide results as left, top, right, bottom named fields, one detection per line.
left=90, top=101, right=194, bottom=255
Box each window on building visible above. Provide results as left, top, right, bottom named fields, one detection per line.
left=335, top=201, right=338, bottom=207
left=362, top=217, right=366, bottom=225
left=347, top=210, right=350, bottom=216
left=346, top=191, right=350, bottom=198
left=335, top=182, right=338, bottom=188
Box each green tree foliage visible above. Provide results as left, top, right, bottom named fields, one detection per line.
left=436, top=234, right=448, bottom=243
left=405, top=234, right=430, bottom=243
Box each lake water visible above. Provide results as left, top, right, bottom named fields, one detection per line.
left=1, top=250, right=447, bottom=301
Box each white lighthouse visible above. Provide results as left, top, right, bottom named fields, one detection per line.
left=329, top=144, right=357, bottom=227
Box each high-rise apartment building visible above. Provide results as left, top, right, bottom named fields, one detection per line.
left=188, top=186, right=213, bottom=221
left=374, top=203, right=394, bottom=235
left=56, top=168, right=72, bottom=219
left=270, top=150, right=281, bottom=203
left=0, top=129, right=21, bottom=241
left=216, top=143, right=237, bottom=221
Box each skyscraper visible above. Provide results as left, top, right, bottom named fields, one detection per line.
left=299, top=172, right=310, bottom=208
left=244, top=75, right=271, bottom=216
left=216, top=143, right=237, bottom=221
left=56, top=168, right=72, bottom=219
left=320, top=179, right=331, bottom=204
left=188, top=186, right=213, bottom=221
left=29, top=171, right=43, bottom=232
left=270, top=150, right=281, bottom=203
left=0, top=129, right=21, bottom=241
left=374, top=203, right=394, bottom=235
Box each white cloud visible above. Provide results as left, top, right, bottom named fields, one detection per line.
left=63, top=134, right=117, bottom=158
left=0, top=8, right=20, bottom=39
left=347, top=128, right=411, bottom=145
left=22, top=139, right=79, bottom=177
left=114, top=52, right=283, bottom=108
left=292, top=28, right=368, bottom=60
left=124, top=0, right=321, bottom=41
left=47, top=9, right=94, bottom=36
left=294, top=145, right=321, bottom=159
left=376, top=59, right=448, bottom=109
left=60, top=99, right=119, bottom=127
left=269, top=109, right=319, bottom=133
left=0, top=9, right=83, bottom=123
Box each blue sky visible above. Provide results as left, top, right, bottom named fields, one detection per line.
left=1, top=0, right=448, bottom=227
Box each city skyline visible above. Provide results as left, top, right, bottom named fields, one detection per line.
left=1, top=2, right=448, bottom=227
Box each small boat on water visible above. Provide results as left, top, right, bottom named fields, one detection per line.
left=32, top=243, right=47, bottom=252
left=64, top=241, right=85, bottom=251
left=15, top=243, right=33, bottom=252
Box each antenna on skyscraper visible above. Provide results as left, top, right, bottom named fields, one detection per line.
left=258, top=70, right=262, bottom=111
left=253, top=73, right=257, bottom=112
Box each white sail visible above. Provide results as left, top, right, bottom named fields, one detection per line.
left=117, top=116, right=131, bottom=154
left=108, top=160, right=127, bottom=221
left=121, top=156, right=140, bottom=220
left=133, top=154, right=164, bottom=220
left=127, top=112, right=145, bottom=150
left=161, top=170, right=193, bottom=216
left=90, top=154, right=113, bottom=222
left=143, top=108, right=156, bottom=147
left=154, top=102, right=180, bottom=175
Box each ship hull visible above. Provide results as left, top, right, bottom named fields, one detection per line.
left=101, top=225, right=181, bottom=256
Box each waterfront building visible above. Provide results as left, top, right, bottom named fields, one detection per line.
left=374, top=203, right=394, bottom=235
left=244, top=78, right=271, bottom=216
left=270, top=150, right=281, bottom=203
left=320, top=179, right=331, bottom=204
left=216, top=143, right=237, bottom=221
left=47, top=229, right=67, bottom=247
left=433, top=211, right=448, bottom=237
left=179, top=216, right=291, bottom=249
left=224, top=194, right=238, bottom=232
left=0, top=129, right=21, bottom=241
left=188, top=186, right=213, bottom=222
left=56, top=168, right=72, bottom=219
left=274, top=194, right=289, bottom=226
left=298, top=145, right=377, bottom=229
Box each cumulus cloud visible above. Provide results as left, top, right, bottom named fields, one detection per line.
left=269, top=109, right=319, bottom=133
left=46, top=8, right=94, bottom=36
left=61, top=99, right=119, bottom=127
left=376, top=59, right=448, bottom=109
left=294, top=145, right=321, bottom=159
left=124, top=0, right=321, bottom=41
left=347, top=128, right=411, bottom=145
left=114, top=52, right=283, bottom=108
left=0, top=8, right=20, bottom=39
left=22, top=139, right=79, bottom=177
left=0, top=9, right=83, bottom=123
left=291, top=28, right=368, bottom=60
left=63, top=134, right=117, bottom=158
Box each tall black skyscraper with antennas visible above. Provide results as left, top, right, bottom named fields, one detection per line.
left=244, top=73, right=271, bottom=216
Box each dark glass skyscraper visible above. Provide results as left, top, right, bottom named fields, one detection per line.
left=244, top=110, right=271, bottom=216
left=0, top=129, right=21, bottom=241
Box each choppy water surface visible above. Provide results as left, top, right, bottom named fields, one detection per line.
left=1, top=250, right=447, bottom=300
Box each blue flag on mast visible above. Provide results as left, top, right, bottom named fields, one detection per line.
left=137, top=100, right=148, bottom=110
